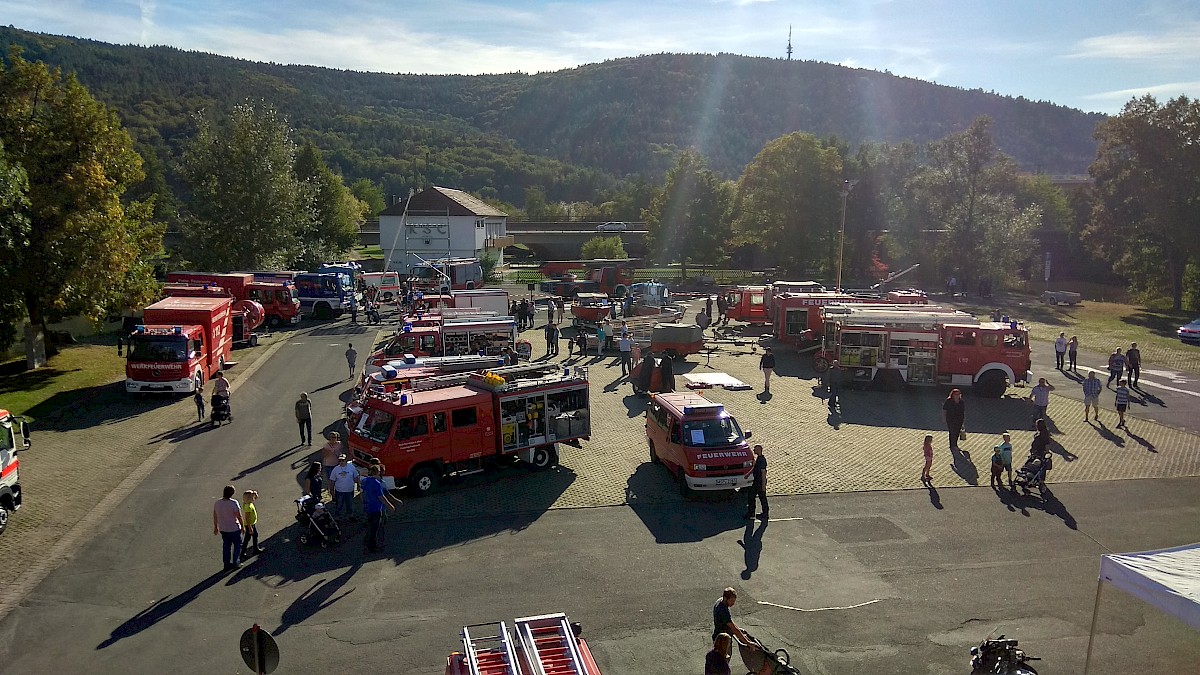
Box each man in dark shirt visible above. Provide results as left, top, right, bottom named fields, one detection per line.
left=825, top=359, right=844, bottom=412
left=1126, top=342, right=1142, bottom=388
left=712, top=587, right=750, bottom=645
left=758, top=347, right=776, bottom=394
left=744, top=445, right=768, bottom=520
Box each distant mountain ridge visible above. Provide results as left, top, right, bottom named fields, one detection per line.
left=0, top=27, right=1104, bottom=203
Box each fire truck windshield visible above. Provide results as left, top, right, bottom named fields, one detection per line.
left=128, top=335, right=188, bottom=363
left=278, top=288, right=298, bottom=302
left=681, top=417, right=745, bottom=447
left=410, top=267, right=439, bottom=280
left=0, top=423, right=14, bottom=452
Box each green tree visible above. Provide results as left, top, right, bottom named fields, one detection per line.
left=907, top=117, right=1038, bottom=290
left=1087, top=95, right=1200, bottom=310
left=180, top=101, right=313, bottom=270
left=580, top=236, right=628, bottom=260
left=0, top=52, right=164, bottom=367
left=521, top=186, right=567, bottom=221
left=293, top=142, right=365, bottom=268
left=732, top=133, right=843, bottom=275
left=644, top=150, right=732, bottom=266
left=349, top=178, right=386, bottom=216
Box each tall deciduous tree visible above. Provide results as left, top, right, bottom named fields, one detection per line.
left=732, top=133, right=843, bottom=275
left=1087, top=95, right=1200, bottom=310
left=644, top=150, right=732, bottom=266
left=180, top=102, right=313, bottom=270
left=293, top=142, right=366, bottom=269
left=907, top=117, right=1038, bottom=290
left=0, top=51, right=163, bottom=367
left=580, top=236, right=628, bottom=260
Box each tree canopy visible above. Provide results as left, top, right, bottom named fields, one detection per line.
left=644, top=151, right=732, bottom=266
left=580, top=236, right=628, bottom=260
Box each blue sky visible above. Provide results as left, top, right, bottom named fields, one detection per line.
left=6, top=0, right=1200, bottom=114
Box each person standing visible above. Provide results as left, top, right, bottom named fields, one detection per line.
left=295, top=392, right=313, bottom=446
left=321, top=432, right=342, bottom=479
left=696, top=309, right=711, bottom=334
left=1054, top=332, right=1067, bottom=370
left=1126, top=342, right=1142, bottom=388
left=360, top=465, right=397, bottom=553
left=329, top=454, right=361, bottom=520
left=193, top=383, right=206, bottom=422
left=618, top=334, right=633, bottom=376
left=305, top=462, right=325, bottom=503
left=556, top=296, right=565, bottom=324
left=1027, top=378, right=1055, bottom=427
left=712, top=588, right=751, bottom=645
left=349, top=299, right=359, bottom=324
left=705, top=295, right=714, bottom=319
left=1067, top=335, right=1079, bottom=372
left=595, top=322, right=606, bottom=357
left=716, top=293, right=728, bottom=324
left=1107, top=347, right=1125, bottom=387
left=575, top=330, right=588, bottom=361
left=544, top=321, right=559, bottom=356
left=744, top=445, right=768, bottom=520
left=1115, top=379, right=1131, bottom=429
left=942, top=389, right=966, bottom=454
left=212, top=485, right=245, bottom=572
left=705, top=633, right=733, bottom=675
left=345, top=343, right=358, bottom=381
left=989, top=446, right=1004, bottom=489
left=1082, top=371, right=1103, bottom=422
left=826, top=359, right=843, bottom=412
left=758, top=347, right=775, bottom=394
left=998, top=433, right=1014, bottom=487
left=240, top=490, right=264, bottom=561
left=920, top=434, right=933, bottom=483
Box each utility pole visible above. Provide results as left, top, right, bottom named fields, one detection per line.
left=836, top=179, right=858, bottom=292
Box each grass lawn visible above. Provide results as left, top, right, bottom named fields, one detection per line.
left=351, top=245, right=383, bottom=260
left=0, top=340, right=126, bottom=423
left=954, top=294, right=1200, bottom=374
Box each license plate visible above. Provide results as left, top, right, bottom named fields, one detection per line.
left=715, top=478, right=735, bottom=486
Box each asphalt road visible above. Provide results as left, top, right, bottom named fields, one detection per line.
left=1, top=316, right=1199, bottom=674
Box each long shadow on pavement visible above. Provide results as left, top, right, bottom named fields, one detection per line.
left=29, top=381, right=176, bottom=432
left=996, top=486, right=1077, bottom=530
left=272, top=564, right=361, bottom=636
left=738, top=519, right=768, bottom=580
left=230, top=443, right=310, bottom=481
left=96, top=570, right=229, bottom=649
left=625, top=463, right=745, bottom=543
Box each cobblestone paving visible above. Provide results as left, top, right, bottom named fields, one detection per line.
left=397, top=302, right=1200, bottom=521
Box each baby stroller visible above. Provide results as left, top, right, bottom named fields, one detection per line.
left=211, top=393, right=232, bottom=426
left=294, top=494, right=341, bottom=548
left=1014, top=451, right=1053, bottom=497
left=737, top=633, right=800, bottom=675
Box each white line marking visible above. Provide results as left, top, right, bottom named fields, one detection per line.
left=1075, top=366, right=1200, bottom=399
left=761, top=517, right=805, bottom=521
left=758, top=599, right=881, bottom=612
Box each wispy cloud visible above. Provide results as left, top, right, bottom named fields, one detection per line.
left=1068, top=24, right=1200, bottom=60
left=1083, top=81, right=1200, bottom=103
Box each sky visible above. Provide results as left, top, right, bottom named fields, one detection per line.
left=5, top=0, right=1200, bottom=114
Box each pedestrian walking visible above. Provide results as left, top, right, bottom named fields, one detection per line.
left=942, top=388, right=967, bottom=454
left=705, top=633, right=733, bottom=675
left=349, top=300, right=359, bottom=324
left=758, top=347, right=775, bottom=394
left=329, top=454, right=360, bottom=520
left=321, top=432, right=342, bottom=478
left=716, top=293, right=728, bottom=323
left=240, top=490, right=264, bottom=561
left=213, top=370, right=230, bottom=397
left=1067, top=335, right=1079, bottom=372
left=305, top=462, right=324, bottom=502
left=618, top=335, right=633, bottom=376
left=920, top=434, right=933, bottom=482
left=345, top=343, right=358, bottom=380
left=743, top=445, right=768, bottom=520
left=1126, top=342, right=1142, bottom=388
left=544, top=321, right=559, bottom=356
left=212, top=485, right=245, bottom=572
left=998, top=433, right=1014, bottom=487
left=361, top=465, right=397, bottom=553
left=1054, top=332, right=1067, bottom=370
left=1027, top=378, right=1055, bottom=427
left=194, top=383, right=206, bottom=422
left=1107, top=347, right=1125, bottom=387
left=1082, top=371, right=1103, bottom=422
left=295, top=392, right=313, bottom=445
left=825, top=359, right=843, bottom=412
left=1115, top=379, right=1131, bottom=428
left=712, top=587, right=751, bottom=645
left=989, top=446, right=1004, bottom=488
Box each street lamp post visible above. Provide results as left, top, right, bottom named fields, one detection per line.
left=836, top=179, right=858, bottom=292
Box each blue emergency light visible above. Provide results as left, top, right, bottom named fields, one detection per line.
left=403, top=323, right=412, bottom=332
left=135, top=325, right=146, bottom=333
left=174, top=326, right=183, bottom=334
left=399, top=394, right=408, bottom=406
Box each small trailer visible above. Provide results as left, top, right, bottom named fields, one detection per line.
left=1042, top=290, right=1081, bottom=306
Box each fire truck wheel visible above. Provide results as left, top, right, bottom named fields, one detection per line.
left=267, top=315, right=282, bottom=329
left=527, top=446, right=558, bottom=471
left=812, top=355, right=830, bottom=373
left=250, top=333, right=259, bottom=347
left=409, top=467, right=438, bottom=496
left=314, top=303, right=331, bottom=319
left=976, top=370, right=1007, bottom=398
left=649, top=440, right=661, bottom=465
left=381, top=292, right=393, bottom=302
left=612, top=284, right=628, bottom=299
left=0, top=506, right=8, bottom=535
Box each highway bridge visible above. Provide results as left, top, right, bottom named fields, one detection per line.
left=503, top=222, right=648, bottom=259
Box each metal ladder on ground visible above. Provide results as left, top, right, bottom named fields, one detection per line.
left=461, top=621, right=523, bottom=675
left=513, top=613, right=590, bottom=675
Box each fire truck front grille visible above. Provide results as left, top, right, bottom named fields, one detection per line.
left=703, top=464, right=748, bottom=476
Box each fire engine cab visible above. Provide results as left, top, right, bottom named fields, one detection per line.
left=814, top=304, right=1031, bottom=397
left=0, top=408, right=32, bottom=535
left=347, top=363, right=590, bottom=496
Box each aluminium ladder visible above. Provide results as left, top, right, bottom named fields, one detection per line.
left=513, top=613, right=591, bottom=675
left=460, top=621, right=523, bottom=675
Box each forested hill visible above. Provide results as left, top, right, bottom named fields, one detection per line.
left=1, top=27, right=1104, bottom=203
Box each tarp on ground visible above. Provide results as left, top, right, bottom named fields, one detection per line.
left=1098, top=542, right=1200, bottom=630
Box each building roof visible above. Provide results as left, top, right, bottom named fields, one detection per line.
left=380, top=186, right=507, bottom=218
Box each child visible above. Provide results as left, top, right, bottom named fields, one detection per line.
left=920, top=435, right=933, bottom=483
left=241, top=490, right=264, bottom=561
left=998, top=433, right=1014, bottom=487
left=989, top=446, right=1004, bottom=488
left=193, top=384, right=205, bottom=422
left=1115, top=379, right=1131, bottom=429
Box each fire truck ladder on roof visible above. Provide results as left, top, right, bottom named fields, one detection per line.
left=514, top=613, right=590, bottom=675
left=407, top=363, right=578, bottom=393
left=461, top=621, right=524, bottom=675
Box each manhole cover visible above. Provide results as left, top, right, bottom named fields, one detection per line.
left=812, top=516, right=909, bottom=544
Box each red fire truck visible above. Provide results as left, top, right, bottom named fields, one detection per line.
left=371, top=315, right=518, bottom=361
left=722, top=286, right=770, bottom=324
left=409, top=258, right=486, bottom=293
left=122, top=296, right=234, bottom=394
left=771, top=291, right=930, bottom=353
left=166, top=271, right=300, bottom=328
left=0, top=408, right=32, bottom=535
left=539, top=260, right=637, bottom=298
left=814, top=304, right=1031, bottom=397
left=162, top=284, right=264, bottom=347
left=645, top=392, right=755, bottom=496
left=347, top=363, right=590, bottom=495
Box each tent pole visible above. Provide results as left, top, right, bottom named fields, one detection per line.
left=1083, top=580, right=1103, bottom=675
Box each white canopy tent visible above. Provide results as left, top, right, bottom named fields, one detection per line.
left=1083, top=542, right=1200, bottom=673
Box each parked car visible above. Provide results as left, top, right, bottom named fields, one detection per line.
left=1178, top=318, right=1200, bottom=345
left=595, top=221, right=628, bottom=232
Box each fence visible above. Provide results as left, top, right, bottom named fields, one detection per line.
left=503, top=267, right=761, bottom=286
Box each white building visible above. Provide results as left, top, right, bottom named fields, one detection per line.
left=378, top=186, right=512, bottom=272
